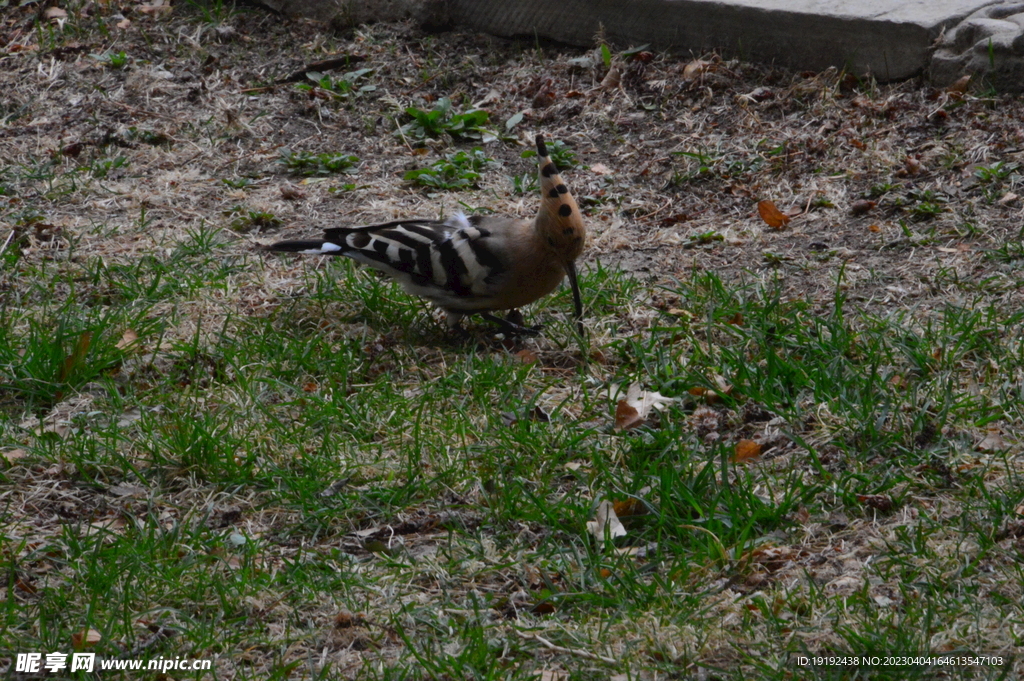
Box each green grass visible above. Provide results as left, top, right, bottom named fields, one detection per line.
left=4, top=249, right=1022, bottom=678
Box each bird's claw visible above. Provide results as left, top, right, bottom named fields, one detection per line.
left=481, top=312, right=542, bottom=337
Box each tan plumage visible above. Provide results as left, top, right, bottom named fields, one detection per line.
left=263, top=134, right=586, bottom=334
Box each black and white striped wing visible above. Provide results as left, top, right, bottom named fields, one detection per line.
left=323, top=214, right=507, bottom=311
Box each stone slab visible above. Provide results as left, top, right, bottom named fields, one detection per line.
left=446, top=0, right=997, bottom=81
left=270, top=0, right=1024, bottom=89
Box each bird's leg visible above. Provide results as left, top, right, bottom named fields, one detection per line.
left=480, top=311, right=542, bottom=336
left=504, top=309, right=525, bottom=327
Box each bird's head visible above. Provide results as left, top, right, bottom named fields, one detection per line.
left=533, top=134, right=585, bottom=265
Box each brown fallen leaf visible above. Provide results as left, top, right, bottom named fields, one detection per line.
left=15, top=578, right=37, bottom=594
left=612, top=498, right=647, bottom=518
left=614, top=400, right=643, bottom=432
left=946, top=75, right=971, bottom=97
left=117, top=18, right=131, bottom=29
left=2, top=448, right=28, bottom=464
left=138, top=4, right=174, bottom=17
left=514, top=349, right=538, bottom=364
left=682, top=59, right=712, bottom=82
left=59, top=331, right=92, bottom=383
left=732, top=439, right=762, bottom=463
left=856, top=494, right=894, bottom=513
left=868, top=224, right=881, bottom=233
left=116, top=329, right=139, bottom=351
left=850, top=199, right=877, bottom=216
left=977, top=429, right=1007, bottom=452
left=757, top=200, right=791, bottom=229
left=72, top=628, right=102, bottom=649
left=45, top=7, right=68, bottom=20
left=611, top=383, right=676, bottom=431
left=600, top=65, right=621, bottom=90
left=903, top=157, right=924, bottom=175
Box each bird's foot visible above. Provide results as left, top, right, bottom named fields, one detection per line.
left=480, top=312, right=542, bottom=337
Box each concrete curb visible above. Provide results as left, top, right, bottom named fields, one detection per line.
left=264, top=0, right=1024, bottom=91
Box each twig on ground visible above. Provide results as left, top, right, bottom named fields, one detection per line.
left=516, top=629, right=617, bottom=664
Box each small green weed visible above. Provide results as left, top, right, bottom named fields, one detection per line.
left=90, top=50, right=129, bottom=69
left=86, top=155, right=129, bottom=179
left=974, top=161, right=1018, bottom=184
left=228, top=208, right=283, bottom=233
left=669, top=147, right=760, bottom=185
left=869, top=182, right=897, bottom=198
left=974, top=160, right=1020, bottom=202
left=906, top=188, right=946, bottom=220
left=510, top=172, right=538, bottom=195
left=521, top=138, right=579, bottom=169
left=403, top=148, right=495, bottom=190
left=398, top=97, right=491, bottom=142
left=296, top=68, right=375, bottom=98
left=279, top=149, right=359, bottom=176
left=221, top=177, right=255, bottom=189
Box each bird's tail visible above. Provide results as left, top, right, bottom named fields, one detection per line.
left=260, top=240, right=344, bottom=255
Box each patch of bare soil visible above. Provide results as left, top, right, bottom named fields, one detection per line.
left=4, top=6, right=1024, bottom=315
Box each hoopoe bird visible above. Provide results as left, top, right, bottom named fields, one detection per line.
left=262, top=134, right=585, bottom=335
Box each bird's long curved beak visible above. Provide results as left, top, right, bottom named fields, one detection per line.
left=566, top=260, right=584, bottom=335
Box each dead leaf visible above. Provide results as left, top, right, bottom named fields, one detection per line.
left=757, top=200, right=791, bottom=229
left=590, top=163, right=612, bottom=175
left=138, top=4, right=174, bottom=17
left=903, top=157, right=924, bottom=175
left=71, top=628, right=102, bottom=649
left=977, top=429, right=1007, bottom=452
left=612, top=498, right=647, bottom=518
left=514, top=349, right=538, bottom=364
left=868, top=224, right=881, bottom=232
left=15, top=578, right=37, bottom=594
left=116, top=329, right=139, bottom=351
left=614, top=400, right=643, bottom=432
left=682, top=59, right=712, bottom=82
left=732, top=439, right=761, bottom=463
left=59, top=331, right=92, bottom=383
left=946, top=75, right=971, bottom=96
left=856, top=494, right=894, bottom=513
left=611, top=383, right=677, bottom=431
left=600, top=65, right=621, bottom=90
left=587, top=500, right=627, bottom=540
left=529, top=405, right=550, bottom=423
left=850, top=200, right=877, bottom=216
left=117, top=18, right=131, bottom=29
left=2, top=448, right=28, bottom=464
left=998, top=192, right=1018, bottom=206
left=44, top=7, right=68, bottom=20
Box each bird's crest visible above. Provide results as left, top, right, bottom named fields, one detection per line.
left=534, top=135, right=585, bottom=263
